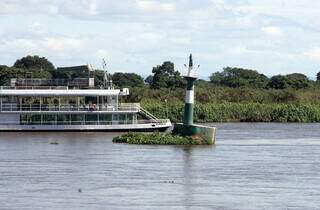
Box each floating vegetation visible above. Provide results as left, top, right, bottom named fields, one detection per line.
left=112, top=132, right=205, bottom=145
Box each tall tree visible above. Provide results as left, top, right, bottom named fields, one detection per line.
left=268, top=75, right=289, bottom=89
left=14, top=55, right=55, bottom=72
left=151, top=61, right=184, bottom=89
left=0, top=67, right=25, bottom=85
left=317, top=72, right=320, bottom=82
left=111, top=72, right=145, bottom=88
left=210, top=67, right=269, bottom=88
left=285, top=73, right=310, bottom=89
left=268, top=73, right=310, bottom=89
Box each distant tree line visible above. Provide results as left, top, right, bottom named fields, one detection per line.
left=210, top=67, right=316, bottom=90
left=1, top=55, right=320, bottom=105
left=1, top=55, right=319, bottom=89
left=0, top=55, right=185, bottom=89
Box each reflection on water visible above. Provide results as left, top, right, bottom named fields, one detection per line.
left=0, top=123, right=320, bottom=209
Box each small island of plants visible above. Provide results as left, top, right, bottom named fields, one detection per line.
left=112, top=132, right=207, bottom=145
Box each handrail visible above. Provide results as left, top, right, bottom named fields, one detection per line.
left=0, top=103, right=140, bottom=112
left=136, top=104, right=159, bottom=122
left=0, top=86, right=69, bottom=90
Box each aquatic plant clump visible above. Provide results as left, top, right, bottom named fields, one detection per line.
left=112, top=132, right=203, bottom=145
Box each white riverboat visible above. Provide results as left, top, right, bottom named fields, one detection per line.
left=0, top=71, right=171, bottom=132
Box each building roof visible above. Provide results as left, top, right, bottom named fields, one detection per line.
left=56, top=65, right=91, bottom=72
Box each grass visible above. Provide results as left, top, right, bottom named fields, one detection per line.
left=141, top=101, right=320, bottom=123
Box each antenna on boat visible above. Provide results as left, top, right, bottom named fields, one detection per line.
left=102, top=58, right=113, bottom=89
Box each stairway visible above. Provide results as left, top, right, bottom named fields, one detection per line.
left=136, top=104, right=160, bottom=123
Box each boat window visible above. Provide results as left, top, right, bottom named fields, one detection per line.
left=85, top=114, right=98, bottom=125
left=57, top=114, right=70, bottom=125
left=43, top=115, right=56, bottom=125
left=71, top=114, right=84, bottom=125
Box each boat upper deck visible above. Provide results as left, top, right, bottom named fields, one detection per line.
left=0, top=86, right=129, bottom=96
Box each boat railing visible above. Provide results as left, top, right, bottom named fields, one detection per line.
left=0, top=86, right=69, bottom=90
left=0, top=103, right=140, bottom=112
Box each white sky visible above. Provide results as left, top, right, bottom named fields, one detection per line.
left=0, top=0, right=320, bottom=78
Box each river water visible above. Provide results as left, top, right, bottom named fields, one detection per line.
left=0, top=123, right=320, bottom=210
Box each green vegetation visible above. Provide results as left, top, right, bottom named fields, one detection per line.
left=14, top=55, right=55, bottom=72
left=112, top=132, right=202, bottom=145
left=150, top=61, right=184, bottom=89
left=2, top=55, right=320, bottom=123
left=111, top=72, right=144, bottom=88
left=210, top=67, right=269, bottom=88
left=210, top=67, right=318, bottom=90
left=141, top=102, right=320, bottom=123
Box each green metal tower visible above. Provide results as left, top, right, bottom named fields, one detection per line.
left=173, top=54, right=216, bottom=145
left=183, top=54, right=197, bottom=125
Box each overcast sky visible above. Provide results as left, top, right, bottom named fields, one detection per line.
left=1, top=0, right=319, bottom=78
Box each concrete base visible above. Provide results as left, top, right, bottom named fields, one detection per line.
left=172, top=123, right=216, bottom=145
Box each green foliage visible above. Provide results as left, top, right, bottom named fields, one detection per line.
left=141, top=101, right=320, bottom=123
left=151, top=61, right=184, bottom=89
left=268, top=75, right=289, bottom=89
left=286, top=73, right=310, bottom=89
left=0, top=66, right=52, bottom=85
left=317, top=72, right=320, bottom=82
left=268, top=73, right=310, bottom=89
left=112, top=132, right=200, bottom=145
left=93, top=70, right=106, bottom=87
left=112, top=72, right=145, bottom=88
left=0, top=55, right=54, bottom=85
left=144, top=75, right=153, bottom=85
left=211, top=67, right=312, bottom=90
left=210, top=67, right=269, bottom=88
left=14, top=55, right=55, bottom=72
left=0, top=67, right=25, bottom=85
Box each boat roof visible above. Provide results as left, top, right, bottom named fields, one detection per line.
left=0, top=88, right=129, bottom=97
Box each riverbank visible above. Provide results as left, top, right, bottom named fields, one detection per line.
left=142, top=102, right=320, bottom=123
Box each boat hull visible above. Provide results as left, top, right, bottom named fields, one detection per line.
left=0, top=122, right=172, bottom=132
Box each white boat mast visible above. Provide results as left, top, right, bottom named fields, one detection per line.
left=102, top=59, right=113, bottom=89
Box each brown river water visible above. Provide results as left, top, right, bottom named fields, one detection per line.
left=0, top=123, right=320, bottom=209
